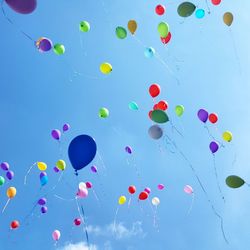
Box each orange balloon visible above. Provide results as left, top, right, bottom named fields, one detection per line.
left=7, top=187, right=16, bottom=199
left=223, top=12, right=233, bottom=26
left=127, top=20, right=137, bottom=35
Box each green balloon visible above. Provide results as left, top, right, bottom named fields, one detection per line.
left=99, top=107, right=109, bottom=118
left=157, top=22, right=169, bottom=38
left=56, top=160, right=66, bottom=171
left=226, top=175, right=245, bottom=188
left=0, top=176, right=5, bottom=186
left=80, top=21, right=90, bottom=32
left=129, top=101, right=138, bottom=111
left=116, top=26, right=127, bottom=39
left=53, top=44, right=65, bottom=55
left=175, top=105, right=184, bottom=117
left=151, top=110, right=169, bottom=123
left=177, top=2, right=196, bottom=17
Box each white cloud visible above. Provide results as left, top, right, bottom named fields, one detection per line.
left=59, top=242, right=98, bottom=250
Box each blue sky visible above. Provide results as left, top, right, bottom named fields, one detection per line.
left=1, top=0, right=250, bottom=249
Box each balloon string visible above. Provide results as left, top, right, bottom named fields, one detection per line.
left=128, top=197, right=132, bottom=209
left=204, top=125, right=225, bottom=148
left=24, top=162, right=36, bottom=185
left=97, top=151, right=107, bottom=173
left=169, top=119, right=184, bottom=138
left=2, top=198, right=10, bottom=213
left=92, top=189, right=101, bottom=204
left=187, top=193, right=195, bottom=215
left=204, top=0, right=211, bottom=14
left=112, top=206, right=119, bottom=237
left=164, top=136, right=176, bottom=154
left=54, top=194, right=75, bottom=202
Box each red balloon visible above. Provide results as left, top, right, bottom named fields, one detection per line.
left=157, top=100, right=168, bottom=110
left=209, top=113, right=218, bottom=124
left=211, top=0, right=221, bottom=5
left=148, top=110, right=153, bottom=119
left=74, top=218, right=81, bottom=226
left=139, top=191, right=148, bottom=200
left=149, top=84, right=161, bottom=98
left=161, top=32, right=171, bottom=45
left=153, top=104, right=159, bottom=110
left=155, top=4, right=165, bottom=15
left=128, top=185, right=136, bottom=194
left=10, top=220, right=19, bottom=229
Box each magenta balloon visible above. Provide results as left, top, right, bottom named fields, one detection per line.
left=157, top=184, right=164, bottom=190
left=1, top=162, right=10, bottom=171
left=144, top=187, right=151, bottom=194
left=125, top=146, right=132, bottom=154
left=51, top=129, right=61, bottom=140
left=38, top=198, right=47, bottom=206
left=86, top=181, right=92, bottom=189
left=91, top=165, right=97, bottom=173
left=197, top=109, right=208, bottom=123
left=5, top=0, right=37, bottom=14
left=63, top=123, right=70, bottom=132
left=6, top=171, right=14, bottom=180
left=209, top=141, right=219, bottom=154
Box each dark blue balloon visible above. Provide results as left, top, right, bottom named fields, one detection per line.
left=68, top=135, right=97, bottom=171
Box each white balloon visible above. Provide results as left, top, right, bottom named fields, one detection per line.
left=152, top=197, right=160, bottom=206
left=79, top=182, right=87, bottom=190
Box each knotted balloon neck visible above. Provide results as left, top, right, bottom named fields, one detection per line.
left=75, top=170, right=78, bottom=176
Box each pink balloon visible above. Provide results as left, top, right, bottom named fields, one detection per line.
left=86, top=181, right=92, bottom=189
left=157, top=184, right=164, bottom=190
left=77, top=188, right=88, bottom=198
left=144, top=187, right=151, bottom=194
left=184, top=185, right=193, bottom=194
left=52, top=230, right=61, bottom=241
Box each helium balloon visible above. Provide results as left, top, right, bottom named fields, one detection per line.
left=56, top=160, right=66, bottom=171
left=118, top=195, right=127, bottom=205
left=36, top=37, right=53, bottom=52
left=125, top=146, right=132, bottom=154
left=79, top=21, right=90, bottom=32
left=53, top=44, right=65, bottom=55
left=5, top=0, right=37, bottom=14
left=139, top=191, right=148, bottom=200
left=6, top=171, right=14, bottom=180
left=157, top=100, right=168, bottom=110
left=209, top=141, right=219, bottom=154
left=40, top=175, right=48, bottom=186
left=127, top=20, right=137, bottom=35
left=157, top=184, right=164, bottom=190
left=100, top=62, right=112, bottom=74
left=7, top=187, right=16, bottom=198
left=149, top=84, right=161, bottom=98
left=63, top=123, right=70, bottom=132
left=148, top=124, right=163, bottom=140
left=0, top=176, right=5, bottom=186
left=222, top=131, right=233, bottom=142
left=148, top=110, right=153, bottom=120
left=184, top=185, right=193, bottom=194
left=128, top=185, right=136, bottom=194
left=1, top=162, right=9, bottom=171
left=52, top=230, right=61, bottom=241
left=51, top=129, right=61, bottom=140
left=79, top=182, right=87, bottom=190
left=38, top=198, right=47, bottom=206
left=177, top=2, right=196, bottom=17
left=86, top=181, right=92, bottom=189
left=144, top=47, right=155, bottom=58
left=209, top=113, right=218, bottom=124
left=155, top=4, right=165, bottom=15
left=41, top=206, right=48, bottom=214
left=74, top=218, right=81, bottom=226
left=152, top=197, right=160, bottom=206
left=161, top=32, right=171, bottom=44
left=197, top=109, right=208, bottom=123
left=226, top=175, right=245, bottom=188
left=175, top=105, right=184, bottom=117
left=77, top=188, right=88, bottom=198
left=128, top=101, right=138, bottom=110
left=10, top=220, right=19, bottom=229
left=37, top=162, right=47, bottom=171
left=211, top=0, right=221, bottom=5
left=91, top=165, right=98, bottom=173
left=157, top=22, right=169, bottom=38
left=99, top=107, right=109, bottom=118
left=144, top=187, right=151, bottom=194
left=116, top=26, right=127, bottom=39
left=153, top=104, right=159, bottom=110
left=151, top=110, right=169, bottom=123
left=195, top=9, right=205, bottom=19
left=223, top=12, right=233, bottom=26
left=68, top=135, right=97, bottom=171
left=53, top=167, right=60, bottom=173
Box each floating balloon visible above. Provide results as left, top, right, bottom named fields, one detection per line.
left=52, top=230, right=61, bottom=241
left=53, top=44, right=65, bottom=55
left=127, top=20, right=137, bottom=35
left=74, top=218, right=81, bottom=226
left=209, top=113, right=218, bottom=124
left=51, top=129, right=61, bottom=140
left=148, top=110, right=153, bottom=120
left=5, top=0, right=37, bottom=14
left=155, top=4, right=165, bottom=15
left=151, top=110, right=169, bottom=124
left=195, top=9, right=205, bottom=19
left=222, top=131, right=232, bottom=142
left=91, top=165, right=98, bottom=173
left=79, top=182, right=87, bottom=190
left=53, top=167, right=60, bottom=173
left=153, top=104, right=159, bottom=110
left=56, top=160, right=66, bottom=171
left=68, top=135, right=97, bottom=172
left=86, top=181, right=92, bottom=189
left=149, top=84, right=161, bottom=98
left=79, top=21, right=90, bottom=32
left=1, top=162, right=9, bottom=171
left=144, top=47, right=155, bottom=58
left=128, top=185, right=136, bottom=194
left=211, top=0, right=221, bottom=5
left=7, top=187, right=16, bottom=198
left=144, top=187, right=151, bottom=194
left=226, top=175, right=245, bottom=188
left=161, top=32, right=171, bottom=44
left=175, top=105, right=184, bottom=117
left=129, top=101, right=138, bottom=110
left=38, top=198, right=47, bottom=206
left=118, top=195, right=127, bottom=205
left=157, top=100, right=168, bottom=111
left=125, top=146, right=132, bottom=154
left=77, top=188, right=88, bottom=198
left=10, top=220, right=19, bottom=229
left=152, top=197, right=160, bottom=206
left=116, top=26, right=127, bottom=39
left=6, top=171, right=14, bottom=180
left=223, top=12, right=233, bottom=26
left=0, top=176, right=5, bottom=186
left=37, top=162, right=47, bottom=171
left=209, top=141, right=219, bottom=154
left=197, top=109, right=208, bottom=123
left=184, top=185, right=193, bottom=194
left=36, top=37, right=53, bottom=52
left=99, top=107, right=109, bottom=118
left=177, top=2, right=196, bottom=17
left=41, top=206, right=48, bottom=214
left=148, top=124, right=163, bottom=140
left=63, top=123, right=70, bottom=132
left=158, top=184, right=164, bottom=190
left=139, top=191, right=148, bottom=200
left=40, top=172, right=48, bottom=186
left=100, top=62, right=112, bottom=74
left=157, top=22, right=169, bottom=38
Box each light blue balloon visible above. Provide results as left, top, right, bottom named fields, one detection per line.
left=129, top=101, right=139, bottom=110
left=195, top=9, right=205, bottom=19
left=144, top=47, right=155, bottom=58
left=40, top=176, right=48, bottom=186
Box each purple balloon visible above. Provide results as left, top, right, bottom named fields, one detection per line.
left=5, top=0, right=37, bottom=14
left=38, top=38, right=53, bottom=52
left=209, top=141, right=219, bottom=154
left=41, top=206, right=48, bottom=214
left=197, top=109, right=208, bottom=123
left=1, top=162, right=9, bottom=171
left=63, top=123, right=70, bottom=132
left=38, top=198, right=47, bottom=206
left=53, top=167, right=60, bottom=173
left=125, top=146, right=132, bottom=154
left=91, top=165, right=97, bottom=173
left=51, top=129, right=61, bottom=140
left=6, top=171, right=14, bottom=180
left=40, top=172, right=47, bottom=179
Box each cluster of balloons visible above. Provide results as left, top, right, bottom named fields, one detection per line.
left=38, top=198, right=48, bottom=214
left=35, top=37, right=65, bottom=55
left=116, top=20, right=137, bottom=39
left=51, top=123, right=70, bottom=141
left=0, top=162, right=14, bottom=185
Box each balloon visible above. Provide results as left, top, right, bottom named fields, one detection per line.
left=63, top=123, right=70, bottom=132
left=209, top=141, right=219, bottom=154
left=41, top=206, right=48, bottom=214
left=184, top=185, right=193, bottom=194
left=151, top=110, right=169, bottom=123
left=129, top=101, right=138, bottom=110
left=6, top=171, right=14, bottom=180
left=209, top=113, right=218, bottom=124
left=53, top=44, right=65, bottom=55
left=223, top=12, right=233, bottom=26
left=40, top=172, right=47, bottom=178
left=77, top=188, right=88, bottom=198
left=51, top=129, right=61, bottom=140
left=37, top=162, right=47, bottom=171
left=100, top=62, right=112, bottom=74
left=79, top=21, right=90, bottom=32
left=116, top=26, right=127, bottom=39
left=139, top=191, right=148, bottom=200
left=10, top=220, right=19, bottom=229
left=79, top=182, right=87, bottom=190
left=152, top=197, right=160, bottom=206
left=153, top=104, right=159, bottom=110
left=91, top=165, right=97, bottom=173
left=40, top=176, right=48, bottom=186
left=118, top=195, right=127, bottom=205
left=53, top=167, right=60, bottom=173
left=36, top=38, right=53, bottom=52
left=86, top=181, right=92, bottom=189
left=177, top=2, right=196, bottom=17
left=68, top=135, right=97, bottom=172
left=222, top=131, right=232, bottom=142
left=52, top=230, right=61, bottom=241
left=157, top=100, right=168, bottom=111
left=1, top=162, right=9, bottom=171
left=161, top=32, right=171, bottom=44
left=197, top=109, right=208, bottom=123
left=0, top=176, right=5, bottom=186
left=149, top=84, right=161, bottom=98
left=74, top=218, right=81, bottom=226
left=175, top=105, right=184, bottom=117
left=125, top=146, right=132, bottom=154
left=127, top=20, right=137, bottom=35
left=5, top=0, right=37, bottom=14
left=148, top=110, right=153, bottom=120
left=157, top=22, right=169, bottom=38
left=7, top=187, right=16, bottom=198
left=128, top=185, right=136, bottom=194
left=144, top=47, right=155, bottom=58
left=144, top=187, right=151, bottom=194
left=211, top=0, right=221, bottom=5
left=157, top=184, right=164, bottom=190
left=148, top=125, right=163, bottom=140
left=155, top=4, right=165, bottom=15
left=226, top=175, right=245, bottom=188
left=195, top=9, right=205, bottom=19
left=56, top=160, right=66, bottom=171
left=38, top=198, right=47, bottom=206
left=99, top=107, right=109, bottom=118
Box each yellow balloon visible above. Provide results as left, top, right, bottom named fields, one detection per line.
left=128, top=20, right=137, bottom=35
left=223, top=12, right=233, bottom=26
left=56, top=160, right=66, bottom=171
left=7, top=187, right=16, bottom=199
left=37, top=162, right=47, bottom=171
left=100, top=62, right=112, bottom=75
left=222, top=131, right=233, bottom=142
left=118, top=195, right=126, bottom=205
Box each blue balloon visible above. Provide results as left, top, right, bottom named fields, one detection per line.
left=195, top=9, right=205, bottom=19
left=68, top=135, right=97, bottom=172
left=144, top=47, right=155, bottom=58
left=40, top=176, right=48, bottom=186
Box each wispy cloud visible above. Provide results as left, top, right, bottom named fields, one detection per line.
left=59, top=242, right=98, bottom=250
